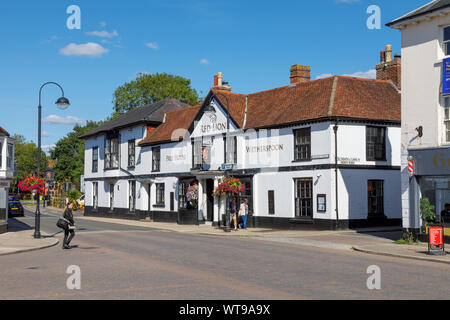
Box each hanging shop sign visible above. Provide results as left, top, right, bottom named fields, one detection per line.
left=409, top=148, right=450, bottom=176
left=443, top=57, right=450, bottom=95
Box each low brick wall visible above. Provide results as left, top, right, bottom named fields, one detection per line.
left=0, top=223, right=7, bottom=234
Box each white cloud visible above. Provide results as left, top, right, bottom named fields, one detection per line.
left=100, top=21, right=107, bottom=27
left=344, top=69, right=376, bottom=79
left=42, top=145, right=56, bottom=153
left=200, top=59, right=209, bottom=65
left=315, top=73, right=333, bottom=80
left=42, top=35, right=62, bottom=44
left=86, top=30, right=119, bottom=39
left=315, top=69, right=376, bottom=80
left=43, top=115, right=86, bottom=125
left=146, top=42, right=159, bottom=49
left=42, top=131, right=51, bottom=137
left=59, top=42, right=109, bottom=57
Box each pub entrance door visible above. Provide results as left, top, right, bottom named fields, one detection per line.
left=206, top=179, right=214, bottom=222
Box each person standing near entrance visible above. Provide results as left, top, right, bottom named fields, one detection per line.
left=62, top=202, right=76, bottom=249
left=229, top=197, right=238, bottom=231
left=239, top=199, right=249, bottom=230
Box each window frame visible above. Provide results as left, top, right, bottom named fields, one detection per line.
left=152, top=146, right=161, bottom=172
left=366, top=126, right=387, bottom=161
left=224, top=135, right=238, bottom=164
left=293, top=128, right=311, bottom=162
left=192, top=139, right=202, bottom=170
left=128, top=140, right=136, bottom=168
left=294, top=178, right=313, bottom=218
left=442, top=95, right=450, bottom=144
left=93, top=182, right=99, bottom=210
left=268, top=190, right=275, bottom=215
left=6, top=143, right=13, bottom=169
left=92, top=147, right=99, bottom=173
left=443, top=25, right=450, bottom=57
left=368, top=180, right=385, bottom=218
left=129, top=181, right=136, bottom=212
left=104, top=135, right=119, bottom=170
left=155, top=183, right=165, bottom=206
left=109, top=183, right=115, bottom=211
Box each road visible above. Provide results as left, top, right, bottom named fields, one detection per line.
left=0, top=206, right=449, bottom=300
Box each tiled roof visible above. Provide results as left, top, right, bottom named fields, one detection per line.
left=139, top=76, right=400, bottom=146
left=139, top=106, right=201, bottom=146
left=0, top=126, right=10, bottom=137
left=80, top=98, right=190, bottom=139
left=387, top=0, right=450, bottom=27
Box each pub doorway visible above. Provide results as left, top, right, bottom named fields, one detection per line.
left=206, top=179, right=215, bottom=222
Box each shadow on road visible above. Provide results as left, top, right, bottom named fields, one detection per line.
left=7, top=219, right=34, bottom=233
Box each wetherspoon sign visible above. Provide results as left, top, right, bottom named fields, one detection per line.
left=443, top=57, right=450, bottom=95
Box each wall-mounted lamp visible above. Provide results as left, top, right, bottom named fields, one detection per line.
left=416, top=126, right=423, bottom=138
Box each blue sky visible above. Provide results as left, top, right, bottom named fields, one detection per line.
left=0, top=0, right=427, bottom=151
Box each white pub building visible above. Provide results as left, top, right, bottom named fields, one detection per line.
left=82, top=62, right=402, bottom=230
left=0, top=126, right=15, bottom=234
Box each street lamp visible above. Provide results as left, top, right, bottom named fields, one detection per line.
left=210, top=92, right=232, bottom=230
left=34, top=82, right=70, bottom=239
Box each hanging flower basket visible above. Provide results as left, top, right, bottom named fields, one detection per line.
left=186, top=183, right=199, bottom=208
left=213, top=178, right=245, bottom=196
left=18, top=175, right=46, bottom=195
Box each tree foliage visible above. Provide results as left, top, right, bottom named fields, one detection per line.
left=50, top=121, right=101, bottom=188
left=112, top=73, right=200, bottom=116
left=11, top=134, right=48, bottom=192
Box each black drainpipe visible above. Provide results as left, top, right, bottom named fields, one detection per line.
left=333, top=121, right=340, bottom=230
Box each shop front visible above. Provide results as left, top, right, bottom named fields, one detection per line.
left=409, top=147, right=450, bottom=238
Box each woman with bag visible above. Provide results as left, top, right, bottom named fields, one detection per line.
left=60, top=202, right=76, bottom=250
left=239, top=199, right=249, bottom=230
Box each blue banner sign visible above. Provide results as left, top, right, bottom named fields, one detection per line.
left=443, top=58, right=450, bottom=95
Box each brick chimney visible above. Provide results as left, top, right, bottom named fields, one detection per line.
left=376, top=45, right=401, bottom=90
left=213, top=72, right=231, bottom=91
left=290, top=65, right=310, bottom=84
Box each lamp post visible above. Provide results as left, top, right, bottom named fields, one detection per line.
left=34, top=82, right=70, bottom=239
left=204, top=92, right=231, bottom=230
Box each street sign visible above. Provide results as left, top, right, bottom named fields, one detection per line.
left=45, top=169, right=54, bottom=182
left=428, top=226, right=446, bottom=256
left=221, top=163, right=234, bottom=171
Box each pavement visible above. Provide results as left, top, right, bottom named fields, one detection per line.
left=4, top=204, right=449, bottom=265
left=0, top=228, right=59, bottom=256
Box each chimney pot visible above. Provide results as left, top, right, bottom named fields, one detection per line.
left=385, top=44, right=393, bottom=62
left=376, top=45, right=401, bottom=90
left=218, top=72, right=223, bottom=87
left=290, top=65, right=311, bottom=84
left=380, top=51, right=386, bottom=63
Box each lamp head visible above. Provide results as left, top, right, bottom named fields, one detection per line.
left=56, top=97, right=70, bottom=110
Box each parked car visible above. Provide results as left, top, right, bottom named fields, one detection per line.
left=8, top=201, right=24, bottom=217
left=8, top=194, right=18, bottom=201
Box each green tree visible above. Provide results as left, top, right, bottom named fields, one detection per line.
left=112, top=73, right=200, bottom=116
left=11, top=134, right=48, bottom=192
left=51, top=121, right=101, bottom=188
